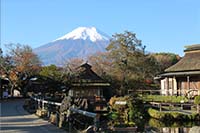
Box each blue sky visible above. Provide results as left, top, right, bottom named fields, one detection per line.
left=1, top=0, right=200, bottom=56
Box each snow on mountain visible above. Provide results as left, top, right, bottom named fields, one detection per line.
left=34, top=27, right=110, bottom=66
left=54, top=27, right=110, bottom=42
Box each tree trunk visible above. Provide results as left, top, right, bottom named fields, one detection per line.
left=10, top=85, right=14, bottom=97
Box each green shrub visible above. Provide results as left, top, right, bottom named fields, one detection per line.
left=191, top=113, right=200, bottom=120
left=109, top=96, right=145, bottom=121
left=148, top=118, right=165, bottom=127
left=171, top=112, right=179, bottom=119
left=194, top=95, right=200, bottom=105
left=108, top=112, right=119, bottom=120
left=170, top=112, right=190, bottom=120
left=143, top=95, right=188, bottom=103
left=148, top=108, right=198, bottom=121
left=128, top=121, right=135, bottom=126
left=148, top=108, right=164, bottom=119
left=162, top=112, right=173, bottom=121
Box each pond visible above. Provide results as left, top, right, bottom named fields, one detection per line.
left=143, top=118, right=200, bottom=133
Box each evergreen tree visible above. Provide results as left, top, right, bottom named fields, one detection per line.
left=106, top=31, right=158, bottom=95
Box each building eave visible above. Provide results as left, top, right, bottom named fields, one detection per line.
left=159, top=70, right=200, bottom=77
left=72, top=83, right=110, bottom=87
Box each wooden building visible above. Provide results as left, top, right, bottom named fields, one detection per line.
left=157, top=44, right=200, bottom=97
left=68, top=63, right=110, bottom=112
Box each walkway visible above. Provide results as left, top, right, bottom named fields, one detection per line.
left=0, top=99, right=66, bottom=133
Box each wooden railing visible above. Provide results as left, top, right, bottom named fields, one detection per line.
left=129, top=89, right=200, bottom=97
left=29, top=95, right=99, bottom=130
left=148, top=101, right=196, bottom=113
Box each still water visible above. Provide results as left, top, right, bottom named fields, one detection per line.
left=144, top=118, right=200, bottom=133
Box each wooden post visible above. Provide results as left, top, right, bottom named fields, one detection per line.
left=172, top=77, right=175, bottom=95
left=166, top=77, right=169, bottom=96
left=59, top=113, right=63, bottom=128
left=38, top=100, right=40, bottom=109
left=56, top=111, right=60, bottom=127
left=42, top=99, right=45, bottom=110
left=94, top=114, right=100, bottom=131
left=187, top=76, right=190, bottom=94
left=159, top=103, right=162, bottom=111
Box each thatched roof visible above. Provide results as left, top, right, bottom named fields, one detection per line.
left=184, top=44, right=200, bottom=52
left=77, top=63, right=103, bottom=81
left=165, top=44, right=200, bottom=72
left=72, top=63, right=110, bottom=87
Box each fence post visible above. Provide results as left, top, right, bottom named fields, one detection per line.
left=47, top=103, right=50, bottom=118
left=159, top=103, right=162, bottom=111
left=94, top=114, right=100, bottom=131
left=56, top=111, right=59, bottom=126
left=42, top=99, right=45, bottom=110
left=197, top=104, right=200, bottom=114
left=38, top=99, right=40, bottom=109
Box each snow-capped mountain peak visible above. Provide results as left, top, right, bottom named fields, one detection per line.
left=55, top=27, right=110, bottom=42
left=34, top=27, right=110, bottom=65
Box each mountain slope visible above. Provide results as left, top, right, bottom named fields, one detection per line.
left=34, top=27, right=110, bottom=66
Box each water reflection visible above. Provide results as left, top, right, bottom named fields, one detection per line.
left=146, top=118, right=200, bottom=133
left=161, top=127, right=189, bottom=133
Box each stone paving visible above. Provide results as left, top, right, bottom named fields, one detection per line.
left=0, top=99, right=66, bottom=133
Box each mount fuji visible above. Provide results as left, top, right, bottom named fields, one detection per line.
left=34, top=27, right=110, bottom=66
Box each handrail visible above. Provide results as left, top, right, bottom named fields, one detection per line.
left=69, top=108, right=97, bottom=118
left=30, top=95, right=97, bottom=118
left=30, top=95, right=61, bottom=106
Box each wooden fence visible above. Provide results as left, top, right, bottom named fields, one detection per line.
left=28, top=95, right=99, bottom=131
left=148, top=101, right=196, bottom=113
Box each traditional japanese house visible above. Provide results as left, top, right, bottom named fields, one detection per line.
left=158, top=44, right=200, bottom=97
left=68, top=63, right=110, bottom=112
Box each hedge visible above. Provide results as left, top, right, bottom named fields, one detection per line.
left=143, top=95, right=188, bottom=103
left=148, top=108, right=200, bottom=121
left=194, top=96, right=200, bottom=105
left=148, top=118, right=197, bottom=128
